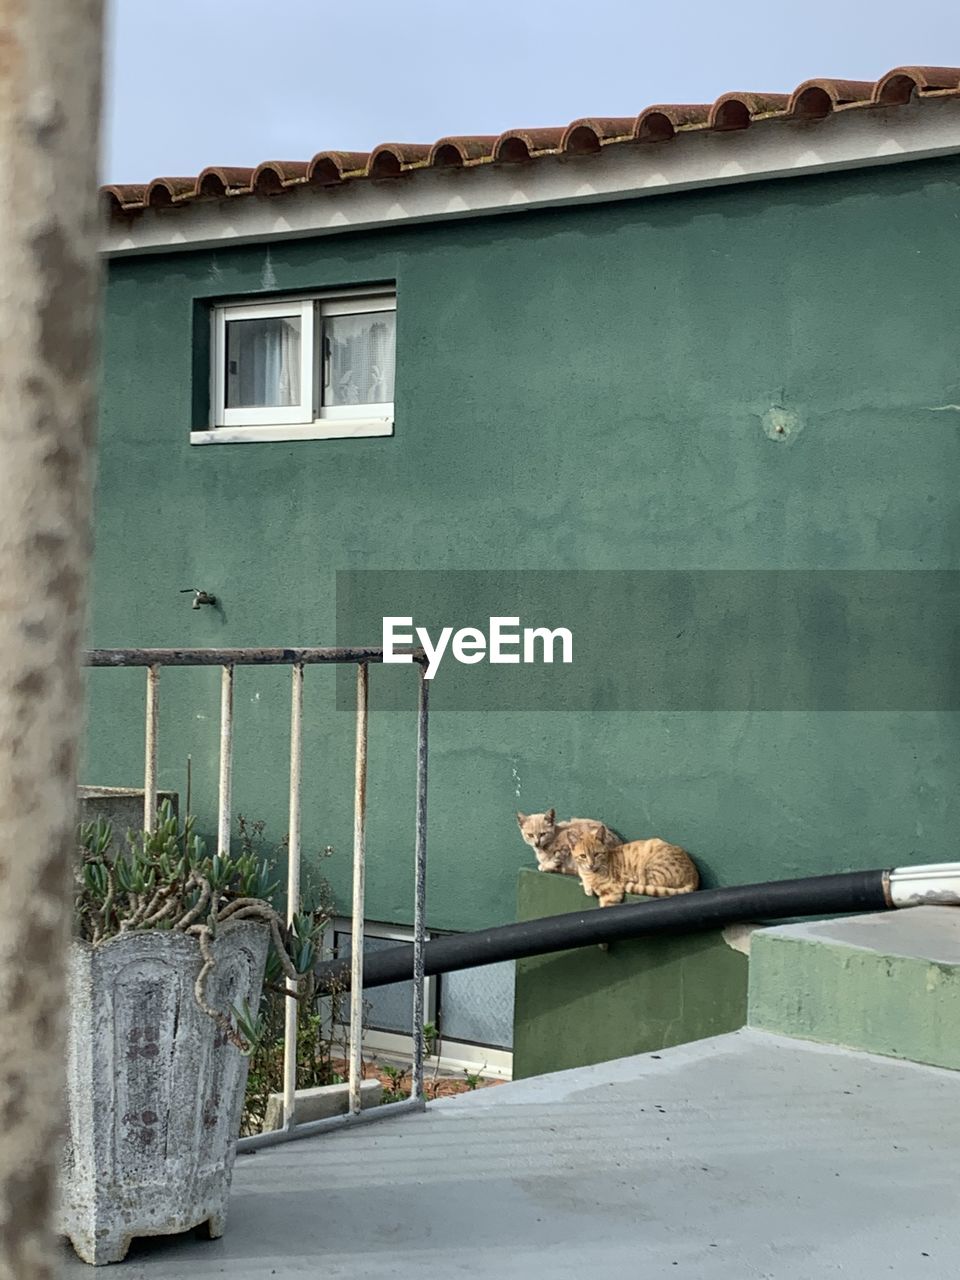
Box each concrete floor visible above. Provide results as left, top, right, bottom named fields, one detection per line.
left=62, top=1028, right=960, bottom=1278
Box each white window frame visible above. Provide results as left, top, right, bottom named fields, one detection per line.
left=194, top=288, right=395, bottom=446
left=212, top=299, right=314, bottom=428
left=323, top=918, right=513, bottom=1082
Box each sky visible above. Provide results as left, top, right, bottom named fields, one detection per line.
left=103, top=0, right=960, bottom=183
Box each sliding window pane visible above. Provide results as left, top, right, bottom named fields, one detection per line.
left=323, top=311, right=395, bottom=407
left=225, top=315, right=302, bottom=408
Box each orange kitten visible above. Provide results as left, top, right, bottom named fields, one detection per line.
left=516, top=809, right=618, bottom=875
left=570, top=830, right=699, bottom=906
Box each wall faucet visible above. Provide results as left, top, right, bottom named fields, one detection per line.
left=180, top=588, right=217, bottom=610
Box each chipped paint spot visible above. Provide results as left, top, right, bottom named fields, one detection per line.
left=722, top=922, right=759, bottom=955
left=761, top=406, right=803, bottom=444
left=925, top=963, right=943, bottom=992
left=510, top=759, right=522, bottom=799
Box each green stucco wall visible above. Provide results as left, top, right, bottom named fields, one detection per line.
left=512, top=870, right=748, bottom=1078
left=91, top=156, right=960, bottom=931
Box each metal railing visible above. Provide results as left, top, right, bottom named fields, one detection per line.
left=84, top=645, right=429, bottom=1151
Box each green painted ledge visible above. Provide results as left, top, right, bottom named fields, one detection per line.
left=748, top=908, right=960, bottom=1071
left=511, top=869, right=749, bottom=1080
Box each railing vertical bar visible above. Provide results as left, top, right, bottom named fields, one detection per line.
left=144, top=664, right=159, bottom=833
left=348, top=662, right=369, bottom=1116
left=282, top=663, right=304, bottom=1130
left=217, top=664, right=234, bottom=858
left=410, top=665, right=429, bottom=1105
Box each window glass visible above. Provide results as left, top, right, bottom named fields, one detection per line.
left=334, top=930, right=412, bottom=1034
left=323, top=311, right=395, bottom=407
left=437, top=961, right=515, bottom=1049
left=225, top=314, right=302, bottom=408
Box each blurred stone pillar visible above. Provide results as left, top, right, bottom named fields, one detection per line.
left=0, top=1, right=104, bottom=1276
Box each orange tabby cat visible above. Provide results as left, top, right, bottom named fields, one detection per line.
left=570, top=830, right=699, bottom=906
left=516, top=809, right=618, bottom=875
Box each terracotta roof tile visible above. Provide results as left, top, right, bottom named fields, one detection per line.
left=101, top=183, right=147, bottom=213
left=367, top=143, right=433, bottom=178
left=143, top=177, right=197, bottom=207
left=194, top=167, right=256, bottom=198
left=305, top=151, right=370, bottom=185
left=428, top=136, right=498, bottom=167
left=709, top=93, right=792, bottom=130
left=493, top=128, right=567, bottom=162
left=103, top=65, right=960, bottom=217
left=785, top=78, right=876, bottom=119
left=561, top=118, right=636, bottom=154
left=874, top=65, right=960, bottom=103
left=251, top=161, right=310, bottom=194
left=633, top=104, right=712, bottom=142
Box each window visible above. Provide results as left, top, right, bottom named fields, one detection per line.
left=323, top=919, right=513, bottom=1080
left=328, top=920, right=436, bottom=1038
left=194, top=289, right=396, bottom=445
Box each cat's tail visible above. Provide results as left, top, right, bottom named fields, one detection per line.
left=626, top=881, right=697, bottom=898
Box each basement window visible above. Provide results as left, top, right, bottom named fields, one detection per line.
left=192, top=290, right=396, bottom=445
left=323, top=919, right=514, bottom=1080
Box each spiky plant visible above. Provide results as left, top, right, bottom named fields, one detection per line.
left=74, top=801, right=321, bottom=1051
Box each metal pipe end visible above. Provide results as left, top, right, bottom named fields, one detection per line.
left=888, top=861, right=960, bottom=908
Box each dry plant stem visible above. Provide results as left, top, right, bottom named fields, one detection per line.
left=217, top=895, right=278, bottom=921
left=263, top=982, right=300, bottom=1000
left=0, top=1, right=104, bottom=1275
left=189, top=926, right=248, bottom=1051
left=176, top=879, right=300, bottom=1047
left=218, top=905, right=298, bottom=982
left=124, top=882, right=166, bottom=930
left=175, top=873, right=211, bottom=931
left=98, top=866, right=115, bottom=938
left=141, top=895, right=179, bottom=928
left=139, top=882, right=171, bottom=921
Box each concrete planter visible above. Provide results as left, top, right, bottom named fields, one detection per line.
left=60, top=921, right=270, bottom=1265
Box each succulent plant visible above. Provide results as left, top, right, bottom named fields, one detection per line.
left=74, top=801, right=322, bottom=1051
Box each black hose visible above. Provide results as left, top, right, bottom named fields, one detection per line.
left=314, top=868, right=890, bottom=994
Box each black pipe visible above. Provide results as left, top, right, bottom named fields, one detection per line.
left=314, top=868, right=890, bottom=993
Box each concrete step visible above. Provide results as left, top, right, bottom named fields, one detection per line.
left=748, top=905, right=960, bottom=1069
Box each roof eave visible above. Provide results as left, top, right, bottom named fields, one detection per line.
left=102, top=96, right=960, bottom=259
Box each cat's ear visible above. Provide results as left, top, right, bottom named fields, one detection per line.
left=516, top=811, right=527, bottom=825
left=545, top=808, right=555, bottom=824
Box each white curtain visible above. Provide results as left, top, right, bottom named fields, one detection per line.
left=323, top=311, right=395, bottom=407
left=226, top=315, right=301, bottom=408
